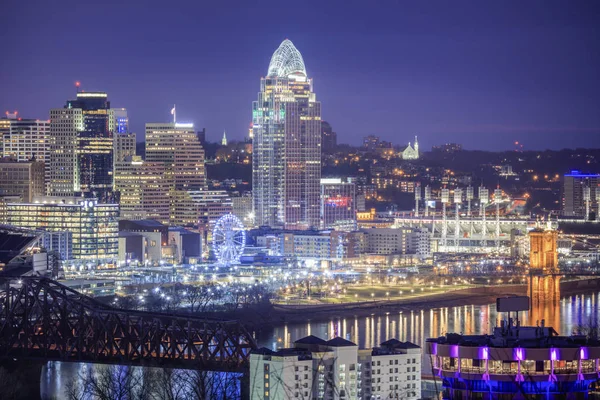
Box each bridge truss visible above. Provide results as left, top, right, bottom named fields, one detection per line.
left=0, top=277, right=256, bottom=372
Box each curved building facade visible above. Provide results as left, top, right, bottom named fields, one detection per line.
left=426, top=323, right=600, bottom=399
left=252, top=39, right=321, bottom=229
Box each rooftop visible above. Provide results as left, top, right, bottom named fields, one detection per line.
left=427, top=322, right=599, bottom=349
left=119, top=219, right=167, bottom=229
left=325, top=337, right=357, bottom=347
left=294, top=335, right=327, bottom=346
left=267, top=39, right=307, bottom=79
left=253, top=336, right=418, bottom=361
left=380, top=338, right=421, bottom=349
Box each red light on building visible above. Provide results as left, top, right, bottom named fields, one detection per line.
left=326, top=197, right=350, bottom=207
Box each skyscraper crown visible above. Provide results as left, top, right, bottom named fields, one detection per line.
left=267, top=39, right=307, bottom=78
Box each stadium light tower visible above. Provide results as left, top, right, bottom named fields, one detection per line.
left=441, top=188, right=450, bottom=249
left=494, top=188, right=503, bottom=248
left=424, top=185, right=431, bottom=217
left=466, top=186, right=474, bottom=217
left=466, top=185, right=474, bottom=238
left=479, top=187, right=489, bottom=238
left=414, top=184, right=421, bottom=217
left=454, top=188, right=462, bottom=250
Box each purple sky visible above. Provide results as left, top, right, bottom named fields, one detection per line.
left=2, top=0, right=599, bottom=150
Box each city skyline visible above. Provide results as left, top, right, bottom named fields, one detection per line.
left=2, top=2, right=600, bottom=398
left=2, top=1, right=600, bottom=150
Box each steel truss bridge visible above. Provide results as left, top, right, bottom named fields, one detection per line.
left=0, top=277, right=256, bottom=372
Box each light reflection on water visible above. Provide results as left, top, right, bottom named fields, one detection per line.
left=255, top=292, right=600, bottom=371
left=42, top=292, right=600, bottom=397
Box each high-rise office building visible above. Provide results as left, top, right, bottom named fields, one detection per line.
left=252, top=39, right=322, bottom=229
left=8, top=196, right=119, bottom=261
left=47, top=107, right=83, bottom=195
left=145, top=121, right=207, bottom=226
left=114, top=133, right=136, bottom=163
left=562, top=170, right=600, bottom=218
left=1, top=113, right=50, bottom=162
left=0, top=159, right=46, bottom=202
left=321, top=177, right=356, bottom=231
left=145, top=122, right=206, bottom=190
left=321, top=121, right=337, bottom=154
left=232, top=194, right=253, bottom=227
left=114, top=156, right=171, bottom=224
left=112, top=108, right=128, bottom=134
left=71, top=92, right=114, bottom=196
left=184, top=189, right=233, bottom=229
left=48, top=92, right=116, bottom=201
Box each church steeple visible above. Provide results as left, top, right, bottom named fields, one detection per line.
left=221, top=130, right=228, bottom=146
left=414, top=135, right=419, bottom=157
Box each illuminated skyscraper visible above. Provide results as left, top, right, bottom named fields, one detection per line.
left=8, top=196, right=119, bottom=261
left=145, top=122, right=206, bottom=190
left=321, top=178, right=356, bottom=231
left=562, top=170, right=600, bottom=218
left=48, top=92, right=116, bottom=201
left=145, top=121, right=207, bottom=226
left=0, top=159, right=45, bottom=202
left=1, top=113, right=50, bottom=162
left=114, top=156, right=171, bottom=224
left=48, top=107, right=82, bottom=196
left=114, top=133, right=136, bottom=163
left=112, top=108, right=128, bottom=134
left=252, top=39, right=322, bottom=229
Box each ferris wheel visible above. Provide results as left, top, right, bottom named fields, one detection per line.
left=212, top=213, right=246, bottom=265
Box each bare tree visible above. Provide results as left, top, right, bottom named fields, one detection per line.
left=185, top=370, right=241, bottom=399
left=152, top=368, right=193, bottom=400
left=179, top=284, right=220, bottom=313
left=66, top=364, right=159, bottom=400
left=66, top=365, right=243, bottom=400
left=115, top=296, right=139, bottom=311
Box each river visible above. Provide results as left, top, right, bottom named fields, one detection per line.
left=255, top=292, right=599, bottom=351
left=41, top=291, right=600, bottom=398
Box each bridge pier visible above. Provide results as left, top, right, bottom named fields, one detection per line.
left=0, top=359, right=46, bottom=400
left=528, top=274, right=561, bottom=305
left=527, top=229, right=561, bottom=322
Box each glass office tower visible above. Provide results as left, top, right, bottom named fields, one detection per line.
left=48, top=92, right=116, bottom=202
left=252, top=39, right=322, bottom=229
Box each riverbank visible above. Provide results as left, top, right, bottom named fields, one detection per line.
left=202, top=284, right=523, bottom=330
left=205, top=277, right=600, bottom=331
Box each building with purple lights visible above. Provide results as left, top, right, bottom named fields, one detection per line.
left=426, top=320, right=600, bottom=399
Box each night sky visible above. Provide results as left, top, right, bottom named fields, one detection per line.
left=2, top=0, right=599, bottom=150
